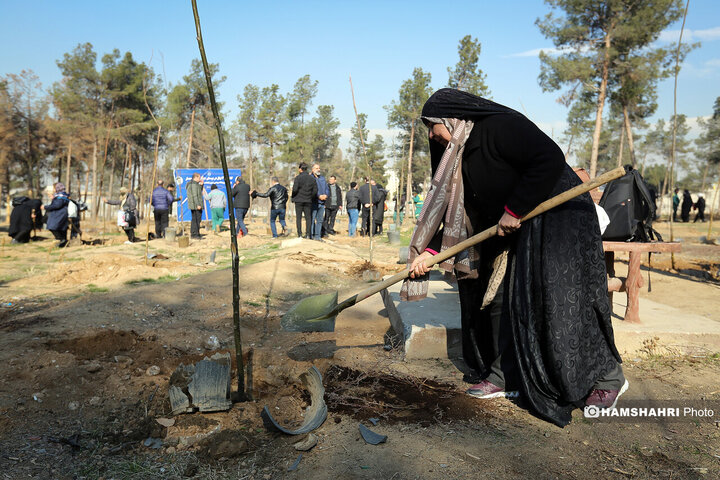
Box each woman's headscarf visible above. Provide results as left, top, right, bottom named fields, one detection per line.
left=54, top=183, right=66, bottom=194
left=400, top=89, right=522, bottom=301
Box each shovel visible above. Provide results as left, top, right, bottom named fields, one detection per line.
left=281, top=166, right=626, bottom=332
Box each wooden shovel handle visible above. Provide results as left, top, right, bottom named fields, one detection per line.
left=352, top=166, right=625, bottom=304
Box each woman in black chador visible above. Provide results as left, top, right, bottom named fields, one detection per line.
left=403, top=89, right=627, bottom=427
left=680, top=189, right=693, bottom=222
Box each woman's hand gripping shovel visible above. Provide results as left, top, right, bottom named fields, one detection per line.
left=281, top=166, right=626, bottom=332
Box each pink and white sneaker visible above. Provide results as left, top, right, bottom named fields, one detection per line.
left=585, top=379, right=629, bottom=409
left=466, top=380, right=519, bottom=399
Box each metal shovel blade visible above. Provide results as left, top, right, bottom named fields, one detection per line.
left=281, top=292, right=338, bottom=332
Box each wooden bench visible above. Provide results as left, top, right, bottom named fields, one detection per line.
left=603, top=241, right=681, bottom=323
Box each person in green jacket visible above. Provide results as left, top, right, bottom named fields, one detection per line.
left=203, top=184, right=227, bottom=233
left=413, top=192, right=424, bottom=219
left=186, top=173, right=204, bottom=239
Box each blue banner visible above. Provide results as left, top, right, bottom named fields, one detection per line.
left=173, top=168, right=242, bottom=222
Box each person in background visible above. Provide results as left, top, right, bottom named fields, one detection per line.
left=413, top=191, right=424, bottom=219
left=359, top=177, right=379, bottom=236
left=231, top=174, right=250, bottom=238
left=681, top=189, right=693, bottom=223
left=253, top=176, right=288, bottom=238
left=323, top=175, right=342, bottom=235
left=693, top=194, right=706, bottom=223
left=310, top=163, right=329, bottom=240
left=8, top=195, right=35, bottom=243
left=345, top=181, right=360, bottom=237
left=167, top=183, right=181, bottom=217
left=291, top=162, right=317, bottom=239
left=204, top=184, right=227, bottom=233
left=672, top=188, right=680, bottom=221
left=186, top=173, right=204, bottom=239
left=407, top=88, right=625, bottom=427
left=371, top=179, right=386, bottom=235
left=394, top=193, right=406, bottom=225
left=151, top=180, right=174, bottom=238
left=42, top=182, right=70, bottom=248
left=104, top=186, right=137, bottom=244
left=67, top=192, right=82, bottom=240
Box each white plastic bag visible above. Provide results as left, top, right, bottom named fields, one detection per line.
left=117, top=209, right=129, bottom=228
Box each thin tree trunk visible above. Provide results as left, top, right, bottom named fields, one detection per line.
left=185, top=105, right=196, bottom=168
left=564, top=133, right=575, bottom=159
left=94, top=123, right=112, bottom=218
left=145, top=125, right=161, bottom=263
left=669, top=0, right=690, bottom=269
left=83, top=169, right=90, bottom=203
left=26, top=98, right=34, bottom=197
left=247, top=141, right=254, bottom=192
left=65, top=138, right=72, bottom=192
left=397, top=141, right=406, bottom=227
left=105, top=147, right=118, bottom=232
left=589, top=30, right=613, bottom=178
left=91, top=135, right=98, bottom=218
left=349, top=74, right=374, bottom=263
left=120, top=142, right=130, bottom=190
left=623, top=105, right=636, bottom=167
left=616, top=124, right=625, bottom=167
left=406, top=121, right=416, bottom=222
left=76, top=169, right=83, bottom=203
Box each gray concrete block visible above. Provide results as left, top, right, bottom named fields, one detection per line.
left=381, top=270, right=462, bottom=359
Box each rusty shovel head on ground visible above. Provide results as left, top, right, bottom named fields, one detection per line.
left=281, top=291, right=338, bottom=332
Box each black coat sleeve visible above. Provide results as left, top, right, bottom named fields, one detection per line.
left=491, top=115, right=565, bottom=217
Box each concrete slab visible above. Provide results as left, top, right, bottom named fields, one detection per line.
left=381, top=270, right=462, bottom=360
left=611, top=294, right=720, bottom=357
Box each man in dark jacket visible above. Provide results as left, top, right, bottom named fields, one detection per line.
left=345, top=182, right=360, bottom=237
left=186, top=173, right=204, bottom=239
left=310, top=163, right=329, bottom=240
left=151, top=180, right=175, bottom=238
left=42, top=183, right=70, bottom=247
left=358, top=178, right=380, bottom=236
left=323, top=175, right=342, bottom=235
left=231, top=175, right=251, bottom=237
left=167, top=183, right=180, bottom=216
left=8, top=196, right=35, bottom=243
left=291, top=162, right=317, bottom=238
left=253, top=177, right=288, bottom=238
left=371, top=180, right=386, bottom=235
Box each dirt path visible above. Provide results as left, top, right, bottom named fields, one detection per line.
left=0, top=219, right=719, bottom=479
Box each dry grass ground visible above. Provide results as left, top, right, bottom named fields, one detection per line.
left=0, top=216, right=718, bottom=479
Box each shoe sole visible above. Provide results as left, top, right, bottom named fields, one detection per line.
left=609, top=379, right=629, bottom=409
left=466, top=390, right=519, bottom=399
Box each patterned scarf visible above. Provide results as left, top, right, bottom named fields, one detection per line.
left=400, top=118, right=477, bottom=301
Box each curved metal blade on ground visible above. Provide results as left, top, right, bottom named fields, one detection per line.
left=281, top=292, right=338, bottom=332
left=261, top=366, right=327, bottom=435
left=358, top=423, right=387, bottom=445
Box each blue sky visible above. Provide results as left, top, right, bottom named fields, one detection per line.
left=2, top=0, right=719, bottom=153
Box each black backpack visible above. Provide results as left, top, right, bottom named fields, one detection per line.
left=599, top=165, right=662, bottom=242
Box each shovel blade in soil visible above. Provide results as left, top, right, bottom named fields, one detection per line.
left=281, top=292, right=338, bottom=332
